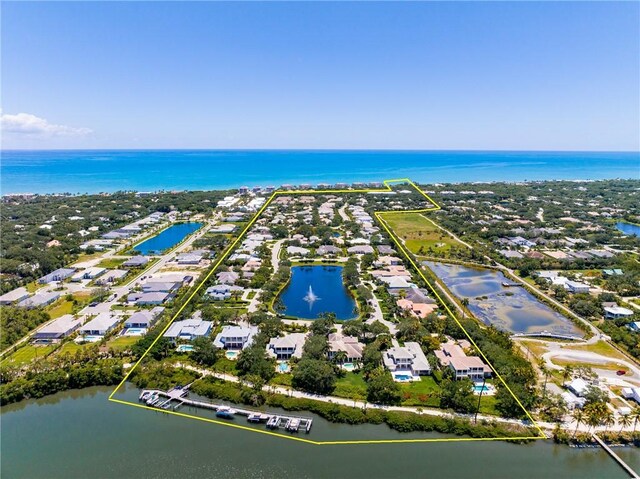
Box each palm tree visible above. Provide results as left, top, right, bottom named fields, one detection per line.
left=630, top=406, right=640, bottom=433
left=537, top=359, right=550, bottom=399
left=572, top=408, right=585, bottom=437
left=332, top=350, right=348, bottom=366
left=618, top=413, right=632, bottom=433
left=561, top=366, right=573, bottom=383
left=603, top=410, right=615, bottom=432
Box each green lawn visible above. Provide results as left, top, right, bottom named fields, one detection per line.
left=56, top=341, right=89, bottom=356
left=3, top=344, right=56, bottom=366
left=107, top=335, right=140, bottom=351
left=270, top=373, right=293, bottom=387
left=333, top=372, right=368, bottom=400
left=213, top=357, right=237, bottom=375
left=383, top=213, right=463, bottom=255
left=399, top=376, right=441, bottom=407
left=46, top=299, right=74, bottom=318
left=97, top=258, right=126, bottom=269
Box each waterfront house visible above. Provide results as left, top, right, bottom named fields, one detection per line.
left=38, top=268, right=75, bottom=284
left=0, top=287, right=30, bottom=306
left=123, top=256, right=149, bottom=268
left=33, top=314, right=82, bottom=341
left=435, top=340, right=491, bottom=380
left=164, top=318, right=213, bottom=342
left=267, top=333, right=307, bottom=360
left=213, top=325, right=258, bottom=350
left=382, top=342, right=431, bottom=379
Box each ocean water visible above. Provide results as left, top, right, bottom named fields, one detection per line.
left=0, top=150, right=638, bottom=194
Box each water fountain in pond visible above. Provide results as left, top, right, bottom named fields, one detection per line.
left=302, top=285, right=320, bottom=310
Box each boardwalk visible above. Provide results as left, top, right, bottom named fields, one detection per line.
left=139, top=387, right=313, bottom=433
left=592, top=434, right=639, bottom=479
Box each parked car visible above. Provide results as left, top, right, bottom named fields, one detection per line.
left=616, top=370, right=626, bottom=376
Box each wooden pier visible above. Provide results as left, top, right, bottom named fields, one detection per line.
left=593, top=434, right=639, bottom=479
left=139, top=388, right=313, bottom=434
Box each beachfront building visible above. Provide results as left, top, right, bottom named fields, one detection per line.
left=164, top=318, right=213, bottom=342
left=213, top=325, right=258, bottom=350
left=267, top=333, right=307, bottom=360
left=33, top=315, right=83, bottom=342
left=382, top=342, right=431, bottom=380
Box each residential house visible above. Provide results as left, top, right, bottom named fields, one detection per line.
left=164, top=318, right=213, bottom=342
left=213, top=325, right=258, bottom=350
left=124, top=307, right=164, bottom=329
left=327, top=333, right=365, bottom=363
left=347, top=245, right=375, bottom=255
left=205, top=284, right=244, bottom=301
left=0, top=287, right=30, bottom=306
left=38, top=268, right=75, bottom=284
left=18, top=291, right=60, bottom=308
left=267, top=333, right=307, bottom=360
left=79, top=312, right=122, bottom=336
left=217, top=271, right=240, bottom=285
left=604, top=306, right=634, bottom=319
left=33, top=315, right=82, bottom=341
left=382, top=342, right=432, bottom=378
left=123, top=256, right=149, bottom=268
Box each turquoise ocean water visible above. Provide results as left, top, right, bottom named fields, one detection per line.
left=1, top=150, right=638, bottom=194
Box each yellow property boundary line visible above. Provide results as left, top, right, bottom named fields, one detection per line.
left=109, top=178, right=547, bottom=444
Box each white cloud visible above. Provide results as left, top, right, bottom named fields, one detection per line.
left=1, top=112, right=92, bottom=137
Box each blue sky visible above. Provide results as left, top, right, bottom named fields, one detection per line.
left=1, top=1, right=638, bottom=150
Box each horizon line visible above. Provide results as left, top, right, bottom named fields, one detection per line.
left=2, top=148, right=639, bottom=154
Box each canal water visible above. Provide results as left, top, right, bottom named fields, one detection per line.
left=616, top=222, right=640, bottom=237
left=424, top=261, right=583, bottom=337
left=279, top=265, right=357, bottom=320
left=133, top=222, right=203, bottom=255
left=2, top=386, right=639, bottom=478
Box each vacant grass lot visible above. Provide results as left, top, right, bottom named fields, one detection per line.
left=47, top=299, right=74, bottom=318
left=333, top=372, right=367, bottom=400
left=107, top=335, right=139, bottom=351
left=97, top=258, right=126, bottom=269
left=3, top=344, right=56, bottom=366
left=382, top=213, right=463, bottom=255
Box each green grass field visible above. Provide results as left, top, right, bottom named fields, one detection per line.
left=383, top=213, right=463, bottom=255
left=333, top=372, right=368, bottom=400
left=3, top=344, right=56, bottom=366
left=56, top=341, right=90, bottom=356
left=107, top=335, right=139, bottom=351
left=47, top=299, right=74, bottom=318
left=97, top=258, right=126, bottom=269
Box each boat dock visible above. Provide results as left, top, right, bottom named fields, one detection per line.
left=501, top=282, right=523, bottom=287
left=593, top=434, right=639, bottom=479
left=139, top=388, right=313, bottom=433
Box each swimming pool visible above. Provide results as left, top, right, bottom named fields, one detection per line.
left=277, top=361, right=290, bottom=373
left=342, top=362, right=355, bottom=371
left=82, top=335, right=103, bottom=343
left=393, top=373, right=413, bottom=382
left=225, top=350, right=239, bottom=359
left=472, top=383, right=494, bottom=395
left=123, top=327, right=147, bottom=336
left=176, top=344, right=194, bottom=352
